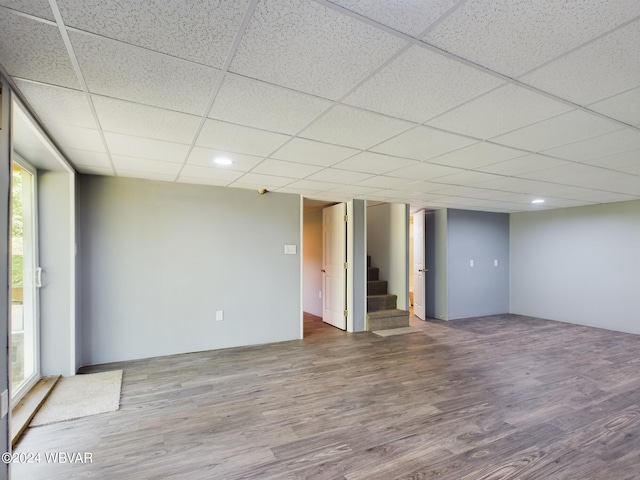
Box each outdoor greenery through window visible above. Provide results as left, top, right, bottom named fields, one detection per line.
left=11, top=162, right=36, bottom=395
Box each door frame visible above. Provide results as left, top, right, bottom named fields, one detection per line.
left=413, top=209, right=426, bottom=320
left=10, top=154, right=41, bottom=405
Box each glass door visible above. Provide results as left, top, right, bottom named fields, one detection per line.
left=11, top=158, right=39, bottom=402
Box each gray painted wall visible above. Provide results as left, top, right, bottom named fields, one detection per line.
left=511, top=200, right=640, bottom=334
left=348, top=199, right=366, bottom=332
left=79, top=175, right=302, bottom=365
left=1, top=76, right=10, bottom=479
left=447, top=209, right=510, bottom=320
left=425, top=209, right=448, bottom=319
left=39, top=170, right=76, bottom=376
left=302, top=209, right=322, bottom=317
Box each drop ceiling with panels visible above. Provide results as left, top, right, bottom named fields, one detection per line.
left=0, top=0, right=638, bottom=213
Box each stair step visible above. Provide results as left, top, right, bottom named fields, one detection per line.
left=367, top=294, right=397, bottom=312
left=366, top=309, right=410, bottom=331
left=367, top=280, right=388, bottom=296
left=367, top=267, right=379, bottom=281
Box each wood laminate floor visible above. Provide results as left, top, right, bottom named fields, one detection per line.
left=13, top=313, right=640, bottom=479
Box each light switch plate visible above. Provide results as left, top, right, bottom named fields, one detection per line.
left=284, top=244, right=297, bottom=255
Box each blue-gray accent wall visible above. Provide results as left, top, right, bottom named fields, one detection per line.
left=447, top=209, right=510, bottom=320
left=424, top=208, right=509, bottom=320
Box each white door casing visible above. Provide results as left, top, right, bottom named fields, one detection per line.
left=322, top=203, right=347, bottom=330
left=413, top=209, right=426, bottom=320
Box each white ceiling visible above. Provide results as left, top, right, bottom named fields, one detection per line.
left=0, top=0, right=639, bottom=213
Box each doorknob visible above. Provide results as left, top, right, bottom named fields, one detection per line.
left=321, top=269, right=326, bottom=273
left=419, top=268, right=428, bottom=272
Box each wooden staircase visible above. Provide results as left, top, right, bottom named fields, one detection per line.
left=366, top=255, right=410, bottom=331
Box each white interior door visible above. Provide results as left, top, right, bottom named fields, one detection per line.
left=413, top=209, right=426, bottom=320
left=322, top=203, right=347, bottom=330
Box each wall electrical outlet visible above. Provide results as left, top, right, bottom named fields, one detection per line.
left=469, top=259, right=474, bottom=267
left=494, top=259, right=499, bottom=267
left=318, top=291, right=322, bottom=299
left=216, top=310, right=223, bottom=321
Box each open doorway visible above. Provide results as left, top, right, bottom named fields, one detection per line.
left=302, top=198, right=341, bottom=337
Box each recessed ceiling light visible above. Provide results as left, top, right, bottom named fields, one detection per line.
left=214, top=156, right=234, bottom=166
left=531, top=199, right=545, bottom=204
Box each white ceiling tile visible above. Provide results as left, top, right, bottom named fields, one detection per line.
left=430, top=142, right=525, bottom=169
left=397, top=181, right=452, bottom=193
left=355, top=176, right=418, bottom=189
left=229, top=0, right=406, bottom=99
left=326, top=0, right=460, bottom=37
left=427, top=84, right=573, bottom=139
left=408, top=191, right=449, bottom=202
left=196, top=119, right=289, bottom=157
left=275, top=186, right=314, bottom=195
left=425, top=0, right=640, bottom=77
left=518, top=163, right=610, bottom=183
left=517, top=182, right=609, bottom=199
left=384, top=162, right=464, bottom=180
left=231, top=172, right=293, bottom=189
left=271, top=138, right=360, bottom=167
left=588, top=88, right=640, bottom=128
left=271, top=179, right=341, bottom=193
left=112, top=155, right=182, bottom=176
left=371, top=125, right=477, bottom=161
left=0, top=12, right=80, bottom=88
left=14, top=80, right=94, bottom=128
left=104, top=132, right=189, bottom=163
left=210, top=74, right=332, bottom=135
left=70, top=32, right=220, bottom=115
left=491, top=110, right=621, bottom=152
left=520, top=164, right=640, bottom=195
left=304, top=168, right=373, bottom=184
left=116, top=170, right=176, bottom=182
left=58, top=0, right=249, bottom=68
left=325, top=184, right=382, bottom=196
left=93, top=96, right=201, bottom=144
left=521, top=20, right=640, bottom=105
left=478, top=154, right=571, bottom=176
left=178, top=164, right=243, bottom=183
left=300, top=105, right=414, bottom=149
left=431, top=170, right=505, bottom=186
left=251, top=159, right=323, bottom=178
left=558, top=190, right=638, bottom=203
left=0, top=1, right=54, bottom=20
left=177, top=176, right=233, bottom=187
left=542, top=129, right=640, bottom=161
left=542, top=195, right=612, bottom=207
left=427, top=185, right=513, bottom=200
left=186, top=147, right=263, bottom=171
left=62, top=148, right=111, bottom=168
left=471, top=176, right=560, bottom=195
left=332, top=151, right=417, bottom=174
left=344, top=45, right=503, bottom=123
left=44, top=122, right=104, bottom=151
left=581, top=149, right=640, bottom=171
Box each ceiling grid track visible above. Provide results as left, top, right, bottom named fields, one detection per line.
left=48, top=0, right=117, bottom=175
